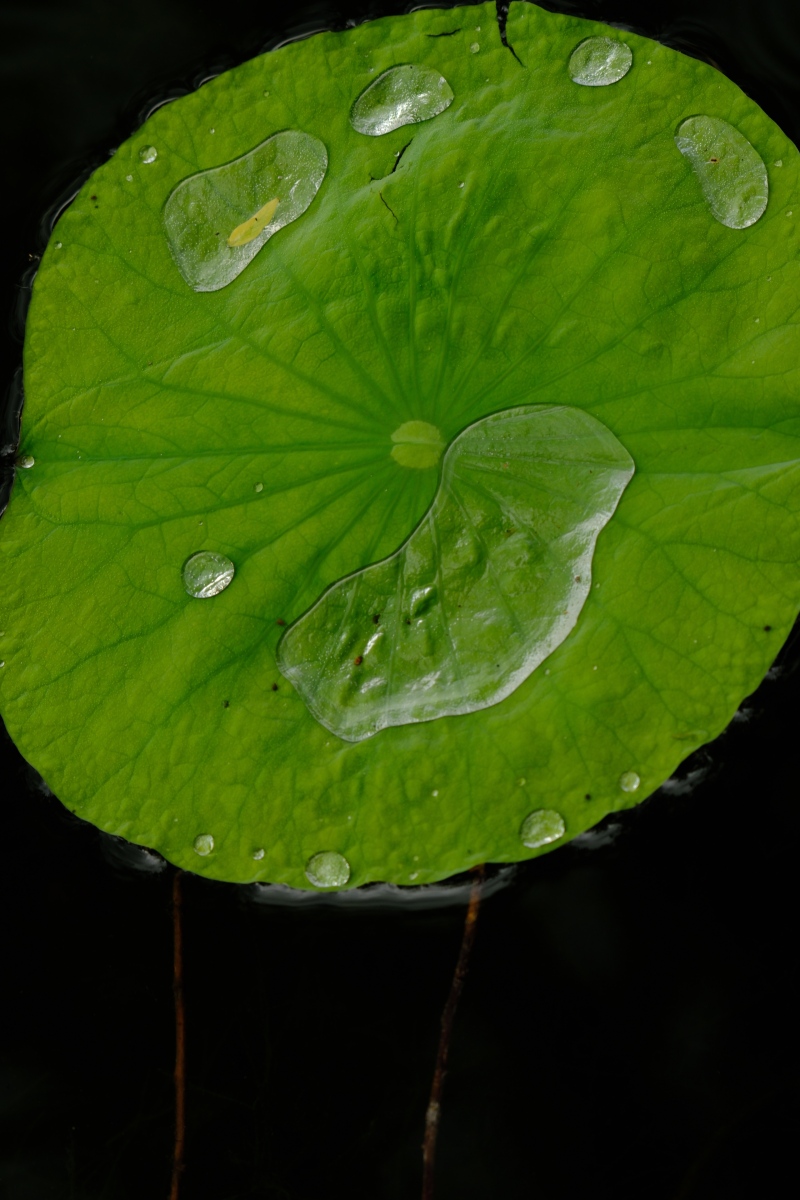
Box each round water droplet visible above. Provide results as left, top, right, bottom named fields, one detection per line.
left=193, top=833, right=214, bottom=856
left=252, top=848, right=265, bottom=861
left=254, top=482, right=264, bottom=493
left=17, top=455, right=35, bottom=469
left=470, top=42, right=480, bottom=53
left=0, top=661, right=5, bottom=669
left=305, top=850, right=351, bottom=888
left=139, top=145, right=158, bottom=164
left=619, top=770, right=641, bottom=793
left=350, top=64, right=454, bottom=136
left=182, top=551, right=235, bottom=598
left=125, top=174, right=133, bottom=182
left=55, top=241, right=63, bottom=248
left=520, top=809, right=565, bottom=849
left=569, top=36, right=632, bottom=86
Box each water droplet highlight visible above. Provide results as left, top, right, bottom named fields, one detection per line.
left=55, top=241, right=63, bottom=249
left=254, top=482, right=264, bottom=492
left=619, top=770, right=641, bottom=793
left=520, top=809, right=565, bottom=849
left=350, top=64, right=454, bottom=136
left=569, top=36, right=632, bottom=86
left=16, top=455, right=35, bottom=469
left=675, top=115, right=768, bottom=229
left=164, top=130, right=327, bottom=292
left=305, top=850, right=351, bottom=888
left=391, top=420, right=445, bottom=469
left=252, top=848, right=265, bottom=861
left=470, top=42, right=480, bottom=53
left=182, top=551, right=235, bottom=598
left=139, top=145, right=158, bottom=164
left=193, top=833, right=214, bottom=855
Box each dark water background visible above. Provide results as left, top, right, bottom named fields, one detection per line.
left=1, top=2, right=799, bottom=1197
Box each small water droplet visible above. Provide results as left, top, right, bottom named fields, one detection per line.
left=254, top=482, right=264, bottom=492
left=520, top=809, right=565, bottom=849
left=774, top=159, right=783, bottom=167
left=209, top=128, right=215, bottom=134
left=431, top=789, right=439, bottom=797
left=458, top=181, right=465, bottom=188
left=619, top=770, right=640, bottom=793
left=252, top=848, right=265, bottom=860
left=125, top=174, right=133, bottom=182
left=409, top=871, right=420, bottom=881
left=517, top=777, right=527, bottom=787
left=305, top=850, right=351, bottom=888
left=17, top=454, right=35, bottom=469
left=182, top=551, right=235, bottom=598
left=193, top=833, right=214, bottom=855
left=55, top=241, right=63, bottom=248
left=350, top=64, right=454, bottom=136
left=139, top=145, right=158, bottom=164
left=569, top=36, right=632, bottom=86
left=470, top=42, right=480, bottom=53
left=0, top=661, right=5, bottom=669
left=675, top=116, right=768, bottom=229
left=787, top=210, right=793, bottom=217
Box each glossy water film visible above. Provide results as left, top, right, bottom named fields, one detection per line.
left=350, top=64, right=454, bottom=136
left=569, top=36, right=632, bottom=86
left=278, top=405, right=634, bottom=741
left=182, top=551, right=235, bottom=598
left=163, top=130, right=328, bottom=291
left=675, top=116, right=768, bottom=229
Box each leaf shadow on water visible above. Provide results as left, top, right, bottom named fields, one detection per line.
left=1, top=1, right=800, bottom=1197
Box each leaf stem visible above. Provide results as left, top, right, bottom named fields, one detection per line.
left=169, top=870, right=186, bottom=1200
left=421, top=863, right=485, bottom=1200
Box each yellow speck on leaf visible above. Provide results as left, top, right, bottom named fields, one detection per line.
left=227, top=197, right=280, bottom=247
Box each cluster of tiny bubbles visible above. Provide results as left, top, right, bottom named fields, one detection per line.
left=252, top=848, right=265, bottom=861
left=520, top=809, right=566, bottom=849
left=16, top=455, right=35, bottom=469
left=305, top=850, right=351, bottom=888
left=619, top=770, right=641, bottom=793
left=193, top=833, right=214, bottom=856
left=569, top=36, right=633, bottom=86
left=182, top=550, right=235, bottom=598
left=138, top=145, right=158, bottom=164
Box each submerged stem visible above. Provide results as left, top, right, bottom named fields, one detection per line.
left=421, top=863, right=486, bottom=1199
left=169, top=870, right=186, bottom=1200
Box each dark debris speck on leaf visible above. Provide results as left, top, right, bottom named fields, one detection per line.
left=271, top=683, right=279, bottom=691
left=354, top=655, right=363, bottom=666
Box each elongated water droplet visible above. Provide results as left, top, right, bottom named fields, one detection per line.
left=619, top=770, right=640, bottom=793
left=391, top=420, right=445, bottom=469
left=182, top=551, right=235, bottom=598
left=139, top=145, right=158, bottom=164
left=279, top=405, right=634, bottom=742
left=520, top=809, right=565, bottom=849
left=569, top=36, right=632, bottom=86
left=164, top=130, right=327, bottom=291
left=193, top=833, right=214, bottom=855
left=305, top=850, right=351, bottom=888
left=16, top=455, right=35, bottom=469
left=675, top=115, right=768, bottom=229
left=350, top=64, right=454, bottom=136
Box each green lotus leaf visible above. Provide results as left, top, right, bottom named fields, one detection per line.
left=2, top=2, right=799, bottom=888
